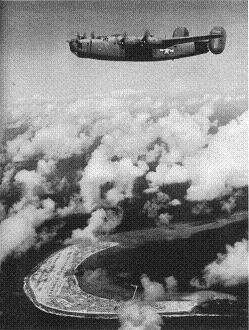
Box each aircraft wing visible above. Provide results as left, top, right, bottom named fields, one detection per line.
left=148, top=34, right=223, bottom=48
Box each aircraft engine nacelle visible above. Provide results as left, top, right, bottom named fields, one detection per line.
left=209, top=26, right=226, bottom=54
left=125, top=38, right=140, bottom=46
left=172, top=27, right=189, bottom=38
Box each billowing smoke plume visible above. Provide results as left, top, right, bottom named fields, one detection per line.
left=64, top=207, right=123, bottom=244
left=191, top=239, right=248, bottom=288
left=118, top=273, right=167, bottom=329
left=164, top=275, right=178, bottom=294
left=64, top=208, right=107, bottom=244
left=118, top=301, right=163, bottom=330
left=0, top=91, right=247, bottom=266
left=140, top=274, right=166, bottom=301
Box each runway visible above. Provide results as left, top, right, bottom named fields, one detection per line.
left=24, top=211, right=247, bottom=319
left=24, top=241, right=199, bottom=318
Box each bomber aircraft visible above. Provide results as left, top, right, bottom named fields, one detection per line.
left=68, top=27, right=226, bottom=61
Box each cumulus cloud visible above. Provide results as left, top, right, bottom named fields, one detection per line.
left=79, top=148, right=148, bottom=212
left=0, top=198, right=55, bottom=265
left=191, top=239, right=248, bottom=288
left=14, top=169, right=48, bottom=200
left=147, top=110, right=247, bottom=200
left=0, top=91, right=247, bottom=266
left=184, top=112, right=248, bottom=201
left=36, top=159, right=56, bottom=176
left=0, top=167, right=14, bottom=186
left=7, top=123, right=90, bottom=162
left=147, top=164, right=189, bottom=187
left=169, top=199, right=181, bottom=206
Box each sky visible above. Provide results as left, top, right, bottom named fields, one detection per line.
left=0, top=0, right=248, bottom=106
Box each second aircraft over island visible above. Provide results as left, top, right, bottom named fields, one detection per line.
left=68, top=26, right=226, bottom=62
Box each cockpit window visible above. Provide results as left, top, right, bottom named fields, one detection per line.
left=96, top=35, right=108, bottom=40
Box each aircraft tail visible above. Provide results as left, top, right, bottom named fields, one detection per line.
left=209, top=27, right=226, bottom=54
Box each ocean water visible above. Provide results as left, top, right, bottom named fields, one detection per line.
left=1, top=216, right=247, bottom=330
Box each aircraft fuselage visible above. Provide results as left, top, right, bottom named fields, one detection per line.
left=69, top=37, right=209, bottom=61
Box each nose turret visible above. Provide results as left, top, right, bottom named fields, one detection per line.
left=69, top=39, right=79, bottom=53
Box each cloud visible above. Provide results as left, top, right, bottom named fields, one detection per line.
left=118, top=301, right=163, bottom=330
left=184, top=111, right=248, bottom=200
left=221, top=196, right=237, bottom=213
left=7, top=123, right=90, bottom=162
left=0, top=91, right=247, bottom=266
left=191, top=239, right=248, bottom=288
left=147, top=164, right=189, bottom=187
left=140, top=274, right=166, bottom=301
left=64, top=208, right=107, bottom=245
left=14, top=169, right=48, bottom=200
left=203, top=239, right=248, bottom=287
left=156, top=212, right=173, bottom=226
left=164, top=276, right=178, bottom=293
left=0, top=198, right=55, bottom=265
left=0, top=202, right=6, bottom=221
left=79, top=148, right=148, bottom=212
left=146, top=110, right=247, bottom=200
left=169, top=199, right=181, bottom=206
left=64, top=207, right=123, bottom=245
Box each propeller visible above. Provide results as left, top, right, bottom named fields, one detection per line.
left=118, top=31, right=127, bottom=44
left=76, top=32, right=87, bottom=40
left=67, top=31, right=87, bottom=44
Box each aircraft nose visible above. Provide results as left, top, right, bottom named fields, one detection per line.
left=69, top=39, right=78, bottom=52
